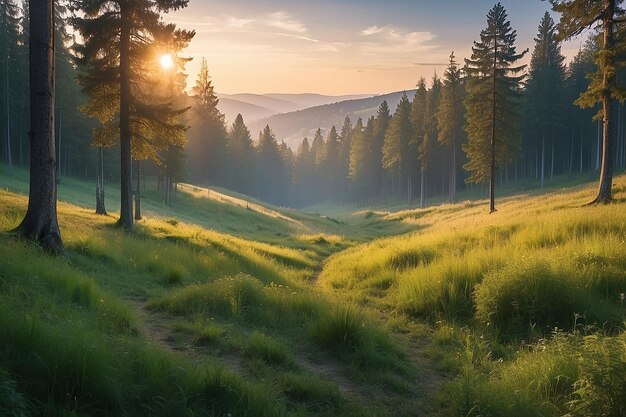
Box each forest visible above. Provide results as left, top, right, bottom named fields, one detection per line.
left=1, top=1, right=625, bottom=417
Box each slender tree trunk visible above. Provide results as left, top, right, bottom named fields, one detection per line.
left=580, top=120, right=584, bottom=173
left=541, top=129, right=546, bottom=188
left=420, top=168, right=425, bottom=208
left=134, top=160, right=141, bottom=220
left=489, top=30, right=497, bottom=213
left=6, top=54, right=12, bottom=175
left=95, top=146, right=107, bottom=215
left=118, top=7, right=133, bottom=228
left=590, top=2, right=616, bottom=204
left=57, top=100, right=62, bottom=183
left=569, top=128, right=574, bottom=174
left=596, top=120, right=601, bottom=171
left=550, top=133, right=554, bottom=182
left=13, top=0, right=62, bottom=254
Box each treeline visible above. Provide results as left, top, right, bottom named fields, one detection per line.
left=4, top=2, right=626, bottom=213
left=188, top=7, right=626, bottom=208
left=0, top=2, right=95, bottom=179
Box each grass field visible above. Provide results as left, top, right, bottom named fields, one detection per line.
left=1, top=163, right=625, bottom=416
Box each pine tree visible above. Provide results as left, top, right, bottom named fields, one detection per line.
left=294, top=137, right=314, bottom=206
left=227, top=113, right=255, bottom=194
left=0, top=0, right=19, bottom=175
left=12, top=0, right=62, bottom=254
left=372, top=101, right=391, bottom=196
left=350, top=117, right=372, bottom=199
left=189, top=58, right=228, bottom=186
left=323, top=126, right=342, bottom=200
left=256, top=125, right=283, bottom=204
left=383, top=92, right=413, bottom=200
left=437, top=52, right=465, bottom=201
left=550, top=0, right=625, bottom=203
left=72, top=0, right=194, bottom=228
left=525, top=12, right=566, bottom=189
left=420, top=74, right=442, bottom=206
left=338, top=116, right=353, bottom=199
left=411, top=79, right=428, bottom=206
left=464, top=2, right=527, bottom=213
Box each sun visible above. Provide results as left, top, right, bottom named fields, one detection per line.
left=160, top=53, right=173, bottom=70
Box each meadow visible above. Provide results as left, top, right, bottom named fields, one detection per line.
left=1, top=163, right=625, bottom=416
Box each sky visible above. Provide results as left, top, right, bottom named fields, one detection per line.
left=163, top=0, right=589, bottom=96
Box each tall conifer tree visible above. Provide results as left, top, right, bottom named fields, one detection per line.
left=437, top=52, right=465, bottom=201
left=550, top=0, right=625, bottom=203
left=464, top=2, right=527, bottom=213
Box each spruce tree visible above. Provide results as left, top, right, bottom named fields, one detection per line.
left=227, top=113, right=255, bottom=194
left=411, top=79, right=428, bottom=206
left=349, top=117, right=368, bottom=198
left=420, top=74, right=442, bottom=206
left=338, top=116, right=353, bottom=198
left=189, top=58, right=228, bottom=186
left=525, top=12, right=566, bottom=189
left=437, top=52, right=465, bottom=201
left=372, top=101, right=391, bottom=196
left=294, top=137, right=314, bottom=206
left=464, top=2, right=527, bottom=213
left=383, top=92, right=413, bottom=200
left=323, top=126, right=342, bottom=200
left=256, top=125, right=283, bottom=204
left=12, top=0, right=62, bottom=253
left=72, top=0, right=193, bottom=229
left=550, top=0, right=625, bottom=203
left=0, top=0, right=19, bottom=175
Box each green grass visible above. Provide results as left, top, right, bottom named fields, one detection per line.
left=318, top=173, right=626, bottom=416
left=0, top=166, right=423, bottom=417
left=3, top=160, right=626, bottom=416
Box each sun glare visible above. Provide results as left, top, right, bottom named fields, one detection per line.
left=160, top=53, right=173, bottom=70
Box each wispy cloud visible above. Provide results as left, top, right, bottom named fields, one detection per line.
left=360, top=25, right=435, bottom=53
left=226, top=16, right=254, bottom=28
left=262, top=11, right=307, bottom=33
left=276, top=32, right=319, bottom=43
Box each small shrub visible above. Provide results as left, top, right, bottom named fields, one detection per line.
left=242, top=332, right=293, bottom=366
left=312, top=306, right=364, bottom=350
left=474, top=258, right=620, bottom=337
left=162, top=265, right=186, bottom=286
left=279, top=372, right=340, bottom=408
left=0, top=368, right=32, bottom=417
left=389, top=248, right=436, bottom=270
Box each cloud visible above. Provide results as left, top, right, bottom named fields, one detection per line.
left=361, top=26, right=386, bottom=36
left=262, top=11, right=307, bottom=33
left=359, top=25, right=435, bottom=53
left=276, top=32, right=319, bottom=43
left=227, top=16, right=254, bottom=28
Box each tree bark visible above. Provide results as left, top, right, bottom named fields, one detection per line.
left=590, top=0, right=616, bottom=204
left=134, top=160, right=141, bottom=220
left=489, top=28, right=497, bottom=214
left=13, top=0, right=63, bottom=254
left=118, top=6, right=133, bottom=228
left=95, top=146, right=107, bottom=215
left=541, top=131, right=545, bottom=188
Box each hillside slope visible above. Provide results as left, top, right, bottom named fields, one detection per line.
left=249, top=90, right=417, bottom=148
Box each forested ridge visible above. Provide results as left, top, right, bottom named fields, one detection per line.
left=1, top=2, right=625, bottom=211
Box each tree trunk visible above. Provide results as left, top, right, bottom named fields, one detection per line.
left=96, top=147, right=107, bottom=215
left=134, top=160, right=141, bottom=220
left=590, top=1, right=616, bottom=204
left=419, top=168, right=425, bottom=208
left=489, top=29, right=497, bottom=214
left=550, top=133, right=555, bottom=182
left=13, top=0, right=62, bottom=254
left=541, top=129, right=546, bottom=188
left=118, top=7, right=133, bottom=228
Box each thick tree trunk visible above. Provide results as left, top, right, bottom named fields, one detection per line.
left=118, top=8, right=133, bottom=228
left=95, top=147, right=107, bottom=215
left=6, top=58, right=12, bottom=176
left=590, top=2, right=616, bottom=204
left=13, top=0, right=62, bottom=254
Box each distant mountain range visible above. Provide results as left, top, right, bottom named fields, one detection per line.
left=247, top=90, right=417, bottom=149
left=216, top=93, right=371, bottom=125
